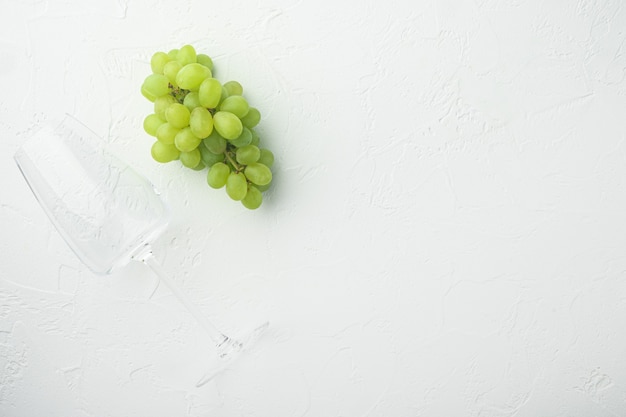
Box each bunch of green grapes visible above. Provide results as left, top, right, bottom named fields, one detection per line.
left=141, top=44, right=274, bottom=210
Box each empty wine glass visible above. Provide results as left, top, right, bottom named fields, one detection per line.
left=13, top=114, right=268, bottom=386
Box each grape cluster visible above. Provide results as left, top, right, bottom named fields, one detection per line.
left=141, top=44, right=274, bottom=210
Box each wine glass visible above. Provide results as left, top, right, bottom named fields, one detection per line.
left=13, top=114, right=268, bottom=386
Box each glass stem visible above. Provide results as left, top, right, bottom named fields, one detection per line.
left=139, top=249, right=229, bottom=347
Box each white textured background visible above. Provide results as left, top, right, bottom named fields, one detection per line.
left=2, top=0, right=626, bottom=416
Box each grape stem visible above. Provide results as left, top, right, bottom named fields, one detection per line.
left=224, top=150, right=242, bottom=173
left=169, top=85, right=189, bottom=103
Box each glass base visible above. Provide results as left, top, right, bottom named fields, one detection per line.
left=197, top=321, right=269, bottom=387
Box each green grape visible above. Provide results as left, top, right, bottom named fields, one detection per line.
left=225, top=172, right=248, bottom=200
left=190, top=107, right=213, bottom=138
left=154, top=95, right=176, bottom=119
left=191, top=160, right=206, bottom=171
left=229, top=127, right=252, bottom=147
left=183, top=91, right=201, bottom=111
left=176, top=63, right=211, bottom=91
left=236, top=145, right=260, bottom=165
left=258, top=149, right=274, bottom=167
left=245, top=162, right=272, bottom=186
left=249, top=128, right=260, bottom=146
left=256, top=182, right=271, bottom=192
left=197, top=53, right=213, bottom=71
left=143, top=74, right=170, bottom=97
left=223, top=80, right=243, bottom=96
left=176, top=44, right=197, bottom=66
left=150, top=51, right=171, bottom=75
left=167, top=49, right=179, bottom=59
left=199, top=145, right=224, bottom=167
left=240, top=107, right=261, bottom=128
left=165, top=103, right=191, bottom=129
left=143, top=113, right=165, bottom=137
left=141, top=84, right=157, bottom=102
left=241, top=185, right=262, bottom=210
left=219, top=95, right=249, bottom=118
left=213, top=111, right=243, bottom=140
left=174, top=127, right=202, bottom=152
left=151, top=141, right=180, bottom=163
left=163, top=60, right=183, bottom=86
left=207, top=162, right=230, bottom=188
left=219, top=85, right=230, bottom=105
left=156, top=123, right=180, bottom=145
left=180, top=148, right=201, bottom=168
left=203, top=130, right=227, bottom=154
left=198, top=78, right=222, bottom=108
